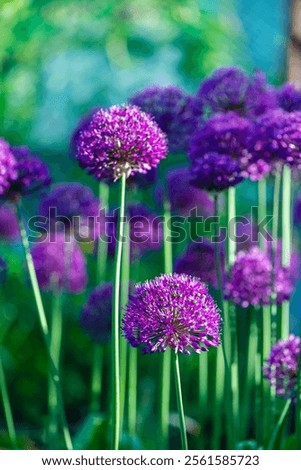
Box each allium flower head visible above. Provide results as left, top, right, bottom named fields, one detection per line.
left=31, top=234, right=87, bottom=293
left=225, top=247, right=293, bottom=307
left=8, top=146, right=51, bottom=197
left=190, top=152, right=244, bottom=192
left=80, top=283, right=112, bottom=343
left=196, top=67, right=276, bottom=118
left=277, top=83, right=301, bottom=112
left=0, top=138, right=17, bottom=196
left=0, top=257, right=7, bottom=284
left=74, top=105, right=167, bottom=183
left=39, top=182, right=104, bottom=241
left=129, top=85, right=199, bottom=153
left=122, top=273, right=221, bottom=354
left=250, top=109, right=301, bottom=169
left=0, top=205, right=19, bottom=241
left=175, top=239, right=224, bottom=288
left=263, top=335, right=301, bottom=400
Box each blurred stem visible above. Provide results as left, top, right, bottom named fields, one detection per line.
left=111, top=173, right=127, bottom=450
left=159, top=197, right=172, bottom=449
left=16, top=203, right=72, bottom=450
left=281, top=166, right=291, bottom=339
left=227, top=187, right=236, bottom=264
left=268, top=399, right=292, bottom=450
left=90, top=344, right=103, bottom=413
left=96, top=182, right=109, bottom=283
left=261, top=306, right=271, bottom=443
left=271, top=170, right=281, bottom=344
left=258, top=178, right=267, bottom=252
left=48, top=289, right=63, bottom=440
left=0, top=349, right=18, bottom=449
left=173, top=351, right=188, bottom=450
left=128, top=347, right=137, bottom=437
left=212, top=347, right=225, bottom=449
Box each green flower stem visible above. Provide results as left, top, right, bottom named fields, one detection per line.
left=159, top=198, right=172, bottom=449
left=48, top=289, right=63, bottom=439
left=173, top=351, right=188, bottom=450
left=281, top=165, right=291, bottom=339
left=0, top=348, right=17, bottom=449
left=267, top=399, right=292, bottom=450
left=128, top=347, right=137, bottom=436
left=212, top=347, right=225, bottom=450
left=111, top=173, right=127, bottom=450
left=198, top=353, right=208, bottom=409
left=261, top=306, right=271, bottom=443
left=271, top=170, right=281, bottom=344
left=240, top=309, right=254, bottom=440
left=120, top=221, right=130, bottom=435
left=16, top=203, right=72, bottom=450
left=96, top=182, right=110, bottom=283
left=258, top=178, right=267, bottom=252
left=90, top=344, right=103, bottom=413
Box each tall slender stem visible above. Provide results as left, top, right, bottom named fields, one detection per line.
left=173, top=351, right=188, bottom=450
left=271, top=170, right=281, bottom=344
left=16, top=204, right=72, bottom=450
left=159, top=198, right=172, bottom=449
left=0, top=349, right=17, bottom=449
left=258, top=178, right=267, bottom=252
left=90, top=344, right=103, bottom=413
left=111, top=173, right=127, bottom=450
left=261, top=306, right=271, bottom=442
left=267, top=399, right=292, bottom=450
left=96, top=182, right=109, bottom=283
left=128, top=347, right=137, bottom=436
left=281, top=165, right=291, bottom=339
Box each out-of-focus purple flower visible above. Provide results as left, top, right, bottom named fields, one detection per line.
left=80, top=283, right=112, bottom=343
left=196, top=67, right=276, bottom=118
left=0, top=257, right=7, bottom=284
left=122, top=273, right=221, bottom=354
left=39, top=182, right=104, bottom=241
left=225, top=247, right=294, bottom=308
left=190, top=152, right=244, bottom=192
left=161, top=167, right=214, bottom=216
left=175, top=239, right=224, bottom=289
left=129, top=85, right=199, bottom=153
left=263, top=335, right=301, bottom=400
left=0, top=205, right=19, bottom=241
left=277, top=83, right=301, bottom=112
left=7, top=146, right=51, bottom=198
left=74, top=105, right=167, bottom=183
left=70, top=108, right=100, bottom=158
left=31, top=234, right=87, bottom=293
left=108, top=203, right=162, bottom=260
left=235, top=216, right=258, bottom=252
left=0, top=138, right=17, bottom=196
left=249, top=109, right=301, bottom=170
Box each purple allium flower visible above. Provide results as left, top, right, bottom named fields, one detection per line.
left=0, top=138, right=17, bottom=196
left=162, top=167, right=214, bottom=216
left=0, top=205, right=19, bottom=241
left=277, top=83, right=301, bottom=112
left=175, top=239, right=224, bottom=289
left=7, top=146, right=51, bottom=197
left=74, top=105, right=168, bottom=183
left=0, top=257, right=7, bottom=284
left=196, top=67, right=276, bottom=118
left=80, top=283, right=112, bottom=343
left=263, top=335, right=301, bottom=400
left=190, top=152, right=244, bottom=192
left=122, top=273, right=221, bottom=354
left=225, top=247, right=293, bottom=308
left=31, top=234, right=87, bottom=293
left=39, top=182, right=104, bottom=241
left=129, top=85, right=199, bottom=153
left=250, top=109, right=301, bottom=170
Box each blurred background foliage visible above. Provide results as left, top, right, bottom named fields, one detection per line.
left=0, top=0, right=292, bottom=449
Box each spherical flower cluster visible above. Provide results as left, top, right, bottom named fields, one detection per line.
left=190, top=152, right=244, bottom=192
left=263, top=335, right=301, bottom=400
left=196, top=67, right=276, bottom=118
left=0, top=257, right=7, bottom=284
left=276, top=83, right=301, bottom=112
left=39, top=182, right=104, bottom=241
left=0, top=205, right=19, bottom=241
left=0, top=138, right=17, bottom=196
left=8, top=146, right=51, bottom=197
left=31, top=234, right=87, bottom=293
left=249, top=109, right=301, bottom=169
left=80, top=283, right=112, bottom=343
left=129, top=85, right=199, bottom=153
left=225, top=247, right=293, bottom=307
left=174, top=239, right=224, bottom=289
left=122, top=273, right=221, bottom=354
left=74, top=105, right=168, bottom=183
left=108, top=203, right=162, bottom=260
